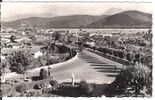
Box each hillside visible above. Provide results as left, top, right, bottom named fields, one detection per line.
left=2, top=15, right=105, bottom=28
left=45, top=15, right=106, bottom=28
left=88, top=10, right=152, bottom=28
left=2, top=10, right=152, bottom=28
left=2, top=17, right=51, bottom=28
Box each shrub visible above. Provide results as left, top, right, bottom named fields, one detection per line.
left=126, top=53, right=132, bottom=62
left=10, top=35, right=16, bottom=42
left=0, top=59, right=11, bottom=75
left=49, top=80, right=59, bottom=90
left=40, top=82, right=47, bottom=88
left=118, top=51, right=124, bottom=58
left=79, top=80, right=94, bottom=96
left=48, top=57, right=59, bottom=65
left=25, top=90, right=36, bottom=96
left=8, top=51, right=30, bottom=74
left=110, top=64, right=148, bottom=96
left=38, top=56, right=47, bottom=66
left=145, top=72, right=152, bottom=96
left=33, top=83, right=42, bottom=89
left=39, top=68, right=48, bottom=80
left=16, top=83, right=28, bottom=93
left=33, top=82, right=47, bottom=90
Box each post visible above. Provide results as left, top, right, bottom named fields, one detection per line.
left=71, top=73, right=75, bottom=86
left=1, top=74, right=5, bottom=83
left=1, top=68, right=6, bottom=83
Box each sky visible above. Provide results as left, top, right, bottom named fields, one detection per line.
left=1, top=2, right=152, bottom=22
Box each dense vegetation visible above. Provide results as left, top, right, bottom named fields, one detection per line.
left=83, top=34, right=152, bottom=97
left=1, top=45, right=76, bottom=74
left=105, top=64, right=152, bottom=97
left=85, top=44, right=152, bottom=68
left=8, top=51, right=30, bottom=74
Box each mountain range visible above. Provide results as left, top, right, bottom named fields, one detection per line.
left=2, top=10, right=152, bottom=28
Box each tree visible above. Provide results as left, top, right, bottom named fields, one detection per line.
left=110, top=64, right=147, bottom=96
left=52, top=31, right=61, bottom=45
left=79, top=80, right=94, bottom=96
left=39, top=68, right=48, bottom=80
left=10, top=35, right=17, bottom=43
left=49, top=80, right=59, bottom=90
left=126, top=52, right=133, bottom=62
left=16, top=83, right=28, bottom=93
left=8, top=51, right=30, bottom=74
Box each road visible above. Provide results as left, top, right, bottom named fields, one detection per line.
left=3, top=50, right=124, bottom=84
left=51, top=50, right=123, bottom=84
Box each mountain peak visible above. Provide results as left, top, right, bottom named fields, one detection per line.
left=87, top=10, right=152, bottom=28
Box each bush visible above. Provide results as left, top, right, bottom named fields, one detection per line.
left=25, top=90, right=36, bottom=96
left=79, top=80, right=94, bottom=96
left=39, top=68, right=48, bottom=80
left=118, top=51, right=124, bottom=58
left=49, top=80, right=58, bottom=87
left=49, top=80, right=59, bottom=90
left=33, top=83, right=42, bottom=89
left=110, top=64, right=147, bottom=96
left=8, top=51, right=30, bottom=74
left=40, top=82, right=47, bottom=88
left=145, top=72, right=152, bottom=96
left=16, top=83, right=28, bottom=93
left=126, top=53, right=133, bottom=62
left=48, top=57, right=59, bottom=65
left=33, top=82, right=47, bottom=90
left=0, top=59, right=11, bottom=75
left=37, top=56, right=47, bottom=66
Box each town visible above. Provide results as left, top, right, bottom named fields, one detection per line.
left=0, top=24, right=152, bottom=97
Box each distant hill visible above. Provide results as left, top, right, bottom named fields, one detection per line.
left=2, top=10, right=152, bottom=29
left=2, top=15, right=105, bottom=28
left=45, top=15, right=106, bottom=28
left=88, top=10, right=152, bottom=28
left=2, top=17, right=51, bottom=28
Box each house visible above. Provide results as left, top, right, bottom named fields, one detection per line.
left=34, top=51, right=43, bottom=58
left=5, top=42, right=21, bottom=49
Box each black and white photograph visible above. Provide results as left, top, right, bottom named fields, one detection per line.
left=0, top=1, right=153, bottom=97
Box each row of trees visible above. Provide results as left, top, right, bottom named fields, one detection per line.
left=85, top=45, right=150, bottom=66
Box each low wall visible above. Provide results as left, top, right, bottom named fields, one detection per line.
left=86, top=48, right=133, bottom=66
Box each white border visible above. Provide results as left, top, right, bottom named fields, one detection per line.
left=1, top=0, right=154, bottom=2
left=1, top=0, right=155, bottom=99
